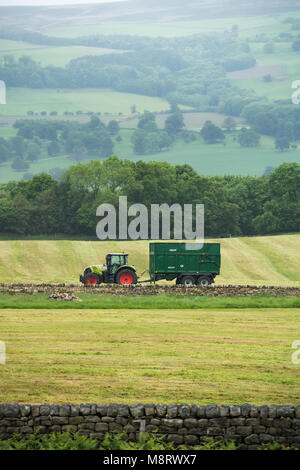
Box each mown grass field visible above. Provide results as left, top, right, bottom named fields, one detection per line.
left=0, top=234, right=299, bottom=286
left=0, top=308, right=299, bottom=404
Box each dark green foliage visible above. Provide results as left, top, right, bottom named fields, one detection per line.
left=47, top=141, right=60, bottom=156
left=275, top=137, right=290, bottom=152
left=164, top=112, right=185, bottom=135
left=107, top=120, right=120, bottom=135
left=0, top=431, right=295, bottom=450
left=11, top=157, right=29, bottom=171
left=0, top=432, right=99, bottom=450
left=200, top=121, right=225, bottom=144
left=132, top=112, right=174, bottom=154
left=238, top=128, right=260, bottom=147
left=0, top=158, right=299, bottom=237
left=292, top=39, right=300, bottom=51
left=223, top=54, right=256, bottom=72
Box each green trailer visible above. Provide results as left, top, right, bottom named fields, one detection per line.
left=149, top=242, right=221, bottom=286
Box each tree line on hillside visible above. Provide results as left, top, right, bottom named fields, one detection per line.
left=0, top=157, right=299, bottom=237
left=0, top=30, right=257, bottom=111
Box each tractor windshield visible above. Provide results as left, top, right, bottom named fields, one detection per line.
left=110, top=255, right=128, bottom=266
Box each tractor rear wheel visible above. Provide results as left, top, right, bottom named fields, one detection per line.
left=116, top=269, right=137, bottom=285
left=84, top=273, right=100, bottom=286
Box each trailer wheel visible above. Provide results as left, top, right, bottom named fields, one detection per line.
left=181, top=276, right=195, bottom=286
left=116, top=269, right=137, bottom=285
left=197, top=276, right=211, bottom=287
left=84, top=274, right=100, bottom=286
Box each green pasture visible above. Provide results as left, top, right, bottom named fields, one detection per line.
left=0, top=307, right=299, bottom=404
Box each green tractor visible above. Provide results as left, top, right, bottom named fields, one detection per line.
left=80, top=253, right=138, bottom=286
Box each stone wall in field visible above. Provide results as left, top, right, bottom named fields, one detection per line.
left=1, top=403, right=300, bottom=449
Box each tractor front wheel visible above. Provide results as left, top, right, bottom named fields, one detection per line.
left=84, top=274, right=100, bottom=286
left=116, top=269, right=137, bottom=285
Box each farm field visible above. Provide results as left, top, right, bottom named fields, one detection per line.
left=0, top=40, right=125, bottom=67
left=0, top=308, right=299, bottom=404
left=115, top=131, right=300, bottom=177
left=0, top=234, right=299, bottom=286
left=0, top=88, right=169, bottom=116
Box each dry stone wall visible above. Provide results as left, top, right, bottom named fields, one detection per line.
left=1, top=403, right=300, bottom=450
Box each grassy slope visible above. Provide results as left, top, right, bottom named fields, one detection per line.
left=0, top=234, right=299, bottom=286
left=0, top=307, right=299, bottom=404
left=0, top=88, right=169, bottom=116
left=0, top=39, right=125, bottom=67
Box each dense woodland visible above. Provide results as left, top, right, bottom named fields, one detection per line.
left=0, top=158, right=299, bottom=237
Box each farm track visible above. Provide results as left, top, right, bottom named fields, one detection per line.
left=0, top=284, right=300, bottom=297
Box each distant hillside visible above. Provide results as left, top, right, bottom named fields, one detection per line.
left=0, top=0, right=300, bottom=30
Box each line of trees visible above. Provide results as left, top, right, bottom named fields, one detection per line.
left=0, top=157, right=299, bottom=237
left=0, top=29, right=257, bottom=110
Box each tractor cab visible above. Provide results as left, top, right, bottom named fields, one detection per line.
left=106, top=253, right=129, bottom=274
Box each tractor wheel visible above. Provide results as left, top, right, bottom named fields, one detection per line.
left=197, top=276, right=211, bottom=287
left=116, top=269, right=137, bottom=285
left=84, top=273, right=100, bottom=286
left=181, top=276, right=195, bottom=286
